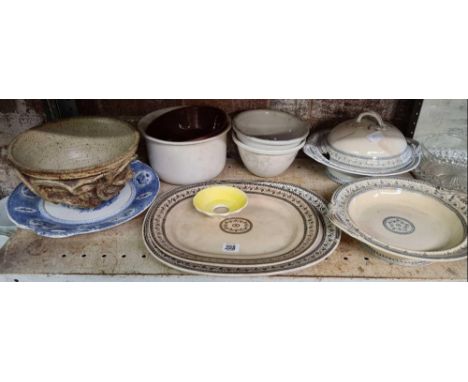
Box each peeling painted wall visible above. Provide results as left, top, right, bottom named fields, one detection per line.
left=0, top=133, right=20, bottom=197
left=0, top=100, right=45, bottom=196
left=75, top=99, right=415, bottom=132
left=0, top=100, right=44, bottom=135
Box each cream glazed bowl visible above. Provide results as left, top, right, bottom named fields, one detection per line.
left=328, top=177, right=467, bottom=263
left=233, top=109, right=310, bottom=150
left=232, top=132, right=305, bottom=177
left=138, top=107, right=231, bottom=185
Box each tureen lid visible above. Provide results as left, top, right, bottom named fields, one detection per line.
left=327, top=111, right=408, bottom=158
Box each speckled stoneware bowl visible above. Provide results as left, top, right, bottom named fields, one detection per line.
left=8, top=117, right=139, bottom=180
left=7, top=117, right=140, bottom=208
left=15, top=155, right=135, bottom=208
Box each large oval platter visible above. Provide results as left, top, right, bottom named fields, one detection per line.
left=143, top=181, right=340, bottom=276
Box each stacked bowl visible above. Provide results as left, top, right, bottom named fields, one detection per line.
left=7, top=117, right=139, bottom=208
left=232, top=109, right=310, bottom=177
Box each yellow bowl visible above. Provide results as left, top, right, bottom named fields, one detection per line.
left=193, top=186, right=248, bottom=217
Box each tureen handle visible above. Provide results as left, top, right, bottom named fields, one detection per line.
left=357, top=111, right=385, bottom=129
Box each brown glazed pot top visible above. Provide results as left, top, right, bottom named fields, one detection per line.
left=144, top=106, right=229, bottom=142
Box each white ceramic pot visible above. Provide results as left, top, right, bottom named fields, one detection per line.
left=139, top=108, right=231, bottom=185
left=233, top=133, right=305, bottom=177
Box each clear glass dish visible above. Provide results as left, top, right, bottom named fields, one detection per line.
left=413, top=134, right=467, bottom=192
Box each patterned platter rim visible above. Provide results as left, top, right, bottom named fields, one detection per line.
left=143, top=181, right=341, bottom=276
left=7, top=160, right=160, bottom=238
left=144, top=182, right=322, bottom=267
left=362, top=244, right=431, bottom=267
left=328, top=177, right=467, bottom=261
left=303, top=129, right=421, bottom=176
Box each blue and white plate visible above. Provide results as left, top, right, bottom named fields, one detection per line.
left=7, top=160, right=159, bottom=238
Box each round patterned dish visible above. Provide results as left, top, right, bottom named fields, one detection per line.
left=7, top=161, right=159, bottom=238
left=143, top=181, right=341, bottom=276
left=328, top=177, right=467, bottom=262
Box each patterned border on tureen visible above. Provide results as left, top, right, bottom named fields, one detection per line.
left=328, top=177, right=467, bottom=261
left=325, top=135, right=414, bottom=169
left=303, top=130, right=422, bottom=176
left=143, top=181, right=341, bottom=276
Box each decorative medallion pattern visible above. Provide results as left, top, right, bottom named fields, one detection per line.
left=220, top=218, right=252, bottom=234
left=382, top=216, right=415, bottom=235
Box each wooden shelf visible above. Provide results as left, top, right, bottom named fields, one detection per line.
left=1, top=158, right=466, bottom=281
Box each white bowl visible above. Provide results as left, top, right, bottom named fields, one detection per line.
left=234, top=128, right=305, bottom=150
left=138, top=108, right=231, bottom=185
left=233, top=133, right=305, bottom=177
left=233, top=109, right=310, bottom=148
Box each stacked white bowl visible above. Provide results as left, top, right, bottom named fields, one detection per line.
left=232, top=109, right=310, bottom=177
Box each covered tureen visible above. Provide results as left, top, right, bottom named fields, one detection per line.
left=303, top=111, right=421, bottom=183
